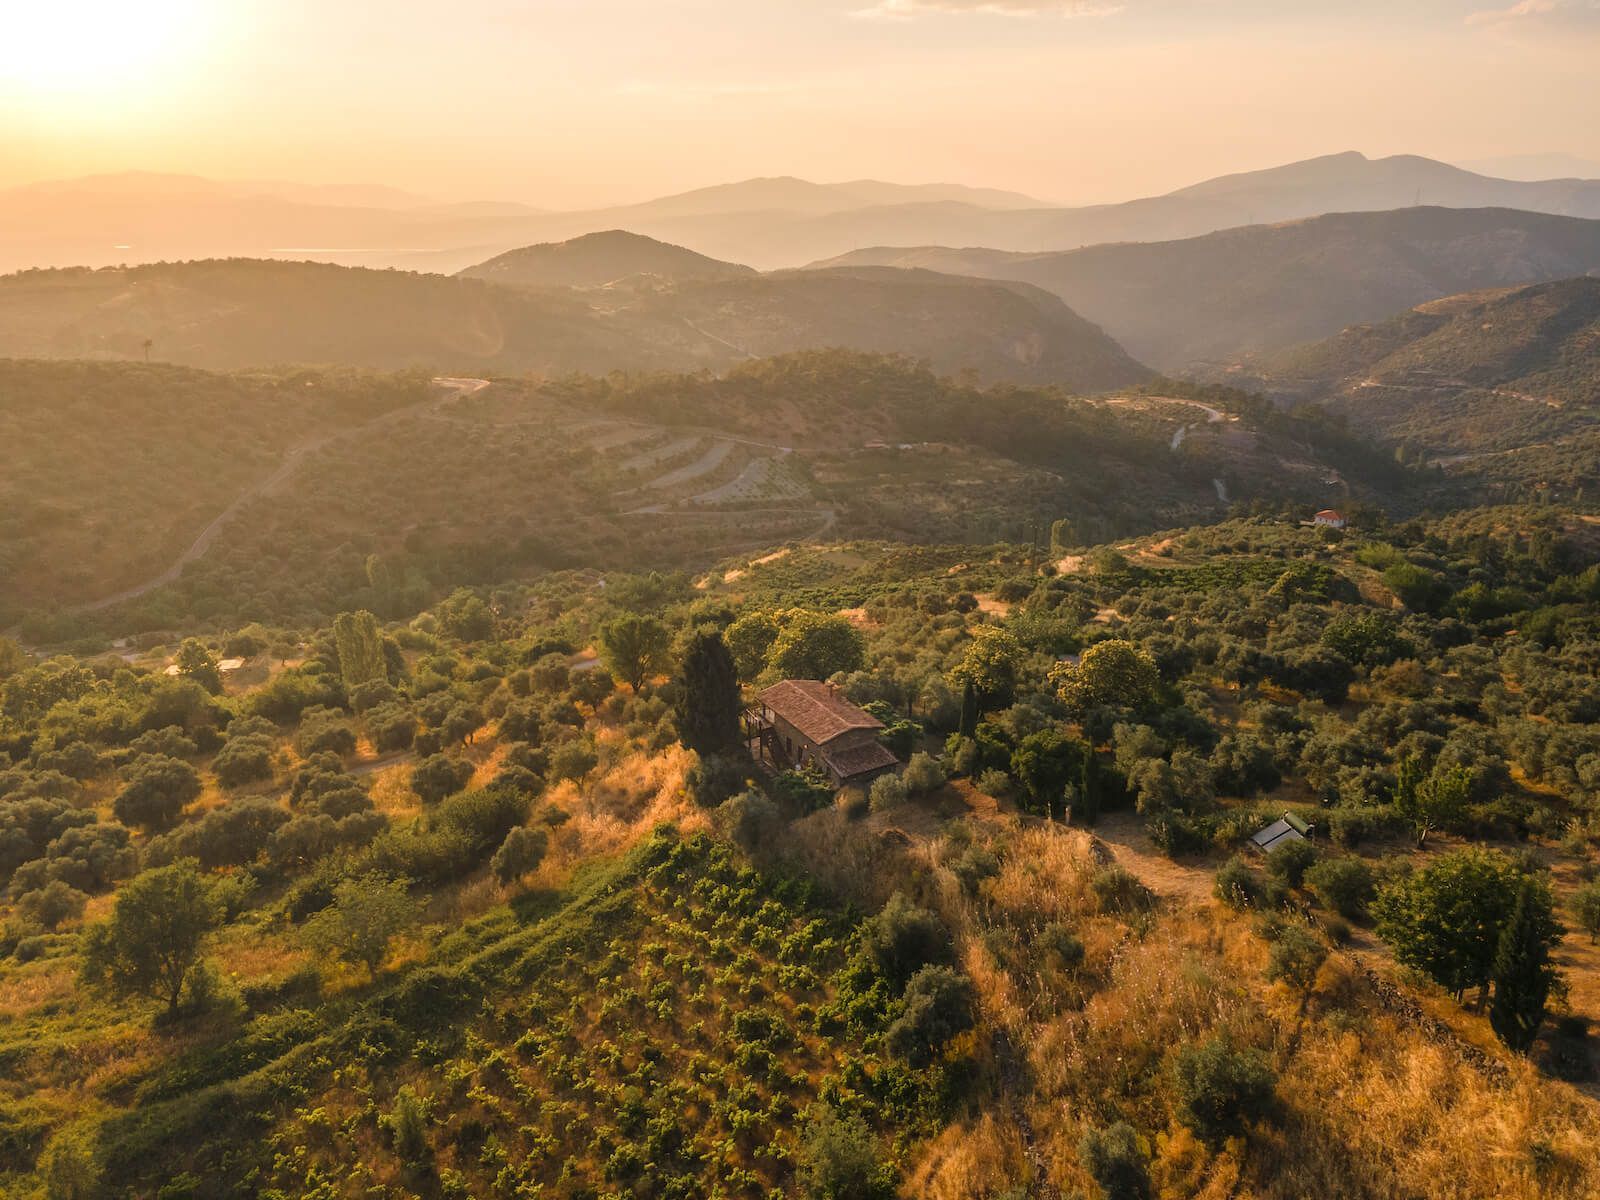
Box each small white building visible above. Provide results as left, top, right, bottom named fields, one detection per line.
left=1312, top=509, right=1347, bottom=530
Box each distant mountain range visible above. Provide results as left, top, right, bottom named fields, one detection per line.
left=0, top=248, right=1147, bottom=390
left=5, top=152, right=1600, bottom=274
left=817, top=208, right=1600, bottom=368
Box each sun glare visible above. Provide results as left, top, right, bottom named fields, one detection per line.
left=0, top=0, right=209, bottom=95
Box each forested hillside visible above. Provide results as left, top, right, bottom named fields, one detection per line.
left=0, top=353, right=1407, bottom=639
left=0, top=257, right=1146, bottom=389
left=5, top=508, right=1600, bottom=1196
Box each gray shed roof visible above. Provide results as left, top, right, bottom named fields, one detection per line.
left=1250, top=818, right=1307, bottom=854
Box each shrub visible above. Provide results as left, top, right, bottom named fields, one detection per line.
left=796, top=1106, right=894, bottom=1200
left=294, top=706, right=357, bottom=758
left=491, top=826, right=549, bottom=884
left=885, top=965, right=975, bottom=1065
left=1078, top=1122, right=1151, bottom=1200
left=37, top=1128, right=101, bottom=1200
left=1304, top=857, right=1376, bottom=919
left=901, top=752, right=946, bottom=796
left=1171, top=1035, right=1276, bottom=1145
left=212, top=735, right=276, bottom=787
left=714, top=791, right=780, bottom=851
left=16, top=880, right=88, bottom=930
left=1264, top=922, right=1328, bottom=996
left=1214, top=855, right=1261, bottom=908
left=384, top=1087, right=432, bottom=1162
left=687, top=753, right=749, bottom=808
left=975, top=767, right=1012, bottom=798
left=868, top=773, right=908, bottom=813
left=1264, top=838, right=1318, bottom=888
left=366, top=703, right=418, bottom=753
left=863, top=892, right=950, bottom=987
left=146, top=798, right=291, bottom=870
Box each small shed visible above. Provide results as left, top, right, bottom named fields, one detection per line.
left=747, top=680, right=900, bottom=787
left=1250, top=811, right=1315, bottom=854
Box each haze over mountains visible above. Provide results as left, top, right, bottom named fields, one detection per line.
left=821, top=208, right=1600, bottom=368
left=6, top=151, right=1600, bottom=276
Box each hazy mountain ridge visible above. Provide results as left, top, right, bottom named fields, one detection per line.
left=7, top=152, right=1600, bottom=274
left=815, top=207, right=1600, bottom=368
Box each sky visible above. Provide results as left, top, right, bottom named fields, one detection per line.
left=1, top=0, right=1598, bottom=209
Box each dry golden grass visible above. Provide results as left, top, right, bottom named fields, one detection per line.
left=903, top=1113, right=1031, bottom=1199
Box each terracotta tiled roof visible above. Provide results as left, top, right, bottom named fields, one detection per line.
left=759, top=679, right=883, bottom=745
left=822, top=740, right=900, bottom=781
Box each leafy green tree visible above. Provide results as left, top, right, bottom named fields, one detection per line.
left=949, top=626, right=1024, bottom=712
left=1264, top=922, right=1328, bottom=1023
left=766, top=611, right=864, bottom=681
left=1010, top=729, right=1084, bottom=820
left=333, top=610, right=387, bottom=690
left=491, top=826, right=549, bottom=884
left=1395, top=757, right=1471, bottom=848
left=676, top=628, right=743, bottom=757
left=1373, top=847, right=1524, bottom=1003
left=1572, top=880, right=1600, bottom=943
left=725, top=612, right=780, bottom=681
left=437, top=589, right=494, bottom=641
left=1078, top=1122, right=1151, bottom=1200
left=175, top=639, right=222, bottom=694
left=1053, top=640, right=1159, bottom=716
left=112, top=755, right=202, bottom=832
left=81, top=860, right=222, bottom=1015
left=304, top=872, right=416, bottom=977
left=412, top=754, right=474, bottom=804
left=1489, top=879, right=1563, bottom=1053
left=599, top=613, right=670, bottom=692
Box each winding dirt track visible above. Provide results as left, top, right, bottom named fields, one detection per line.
left=69, top=377, right=489, bottom=615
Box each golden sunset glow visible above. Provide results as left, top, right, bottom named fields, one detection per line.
left=0, top=0, right=210, bottom=96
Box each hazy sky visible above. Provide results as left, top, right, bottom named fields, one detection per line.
left=2, top=0, right=1598, bottom=208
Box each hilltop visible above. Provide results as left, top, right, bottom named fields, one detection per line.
left=815, top=207, right=1600, bottom=368
left=0, top=257, right=1145, bottom=389
left=458, top=230, right=756, bottom=289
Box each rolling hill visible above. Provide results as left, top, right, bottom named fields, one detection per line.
left=7, top=152, right=1600, bottom=274
left=0, top=255, right=1148, bottom=389
left=458, top=230, right=755, bottom=289
left=814, top=207, right=1600, bottom=369
left=1239, top=277, right=1600, bottom=466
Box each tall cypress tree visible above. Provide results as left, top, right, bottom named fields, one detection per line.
left=676, top=629, right=744, bottom=758
left=957, top=679, right=978, bottom=741
left=1489, top=879, right=1562, bottom=1053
